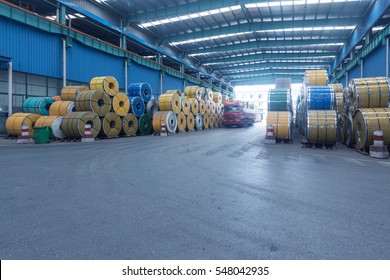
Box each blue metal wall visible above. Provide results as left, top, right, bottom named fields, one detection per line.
left=0, top=16, right=62, bottom=78
left=128, top=62, right=160, bottom=94
left=348, top=64, right=361, bottom=80
left=163, top=74, right=183, bottom=92
left=363, top=44, right=386, bottom=77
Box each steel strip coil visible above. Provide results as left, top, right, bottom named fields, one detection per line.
left=35, top=116, right=65, bottom=139
left=128, top=83, right=152, bottom=102
left=111, top=92, right=130, bottom=117
left=203, top=114, right=210, bottom=129
left=75, top=90, right=111, bottom=117
left=354, top=108, right=390, bottom=151
left=186, top=113, right=195, bottom=131
left=329, top=83, right=344, bottom=114
left=349, top=77, right=390, bottom=109
left=209, top=115, right=215, bottom=129
left=52, top=96, right=62, bottom=101
left=306, top=110, right=337, bottom=145
left=212, top=92, right=222, bottom=104
left=99, top=112, right=121, bottom=138
left=304, top=70, right=328, bottom=86
left=176, top=112, right=186, bottom=132
left=189, top=98, right=199, bottom=115
left=181, top=96, right=191, bottom=116
left=89, top=76, right=119, bottom=96
left=185, top=86, right=202, bottom=100
left=6, top=113, right=41, bottom=137
left=222, top=95, right=230, bottom=103
left=152, top=111, right=177, bottom=133
left=128, top=96, right=145, bottom=117
left=146, top=99, right=158, bottom=118
left=138, top=114, right=152, bottom=135
left=49, top=101, right=75, bottom=116
left=121, top=113, right=138, bottom=136
left=23, top=97, right=55, bottom=116
left=158, top=93, right=181, bottom=114
left=61, top=111, right=101, bottom=138
left=60, top=86, right=89, bottom=101
left=306, top=86, right=334, bottom=110
left=165, top=89, right=182, bottom=96
left=195, top=113, right=203, bottom=130
left=266, top=111, right=292, bottom=140
left=268, top=88, right=291, bottom=111
left=205, top=100, right=211, bottom=115
left=199, top=100, right=206, bottom=115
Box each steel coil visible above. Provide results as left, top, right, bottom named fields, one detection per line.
left=121, top=113, right=138, bottom=137
left=222, top=95, right=230, bottom=103
left=345, top=111, right=354, bottom=147
left=203, top=114, right=210, bottom=129
left=329, top=84, right=343, bottom=114
left=185, top=86, right=202, bottom=100
left=304, top=70, right=328, bottom=86
left=215, top=103, right=221, bottom=115
left=90, top=76, right=119, bottom=96
left=266, top=111, right=292, bottom=140
left=138, top=114, right=152, bottom=135
left=210, top=101, right=216, bottom=115
left=61, top=111, right=101, bottom=138
left=61, top=86, right=89, bottom=101
left=128, top=83, right=152, bottom=102
left=128, top=96, right=145, bottom=117
left=212, top=92, right=222, bottom=104
left=306, top=110, right=337, bottom=145
left=349, top=77, right=390, bottom=109
left=354, top=108, right=390, bottom=151
left=209, top=115, right=215, bottom=129
left=49, top=101, right=75, bottom=116
left=268, top=88, right=291, bottom=111
left=52, top=96, right=62, bottom=101
left=195, top=113, right=203, bottom=130
left=146, top=99, right=158, bottom=118
left=176, top=112, right=186, bottom=132
left=35, top=116, right=65, bottom=139
left=165, top=89, right=182, bottom=96
left=199, top=100, right=206, bottom=115
left=23, top=97, right=55, bottom=116
left=159, top=92, right=181, bottom=114
left=112, top=92, right=130, bottom=117
left=189, top=98, right=199, bottom=115
left=99, top=112, right=121, bottom=138
left=186, top=113, right=195, bottom=131
left=204, top=88, right=213, bottom=101
left=181, top=96, right=190, bottom=116
left=338, top=113, right=347, bottom=144
left=152, top=111, right=177, bottom=133
left=6, top=113, right=41, bottom=137
left=75, top=90, right=111, bottom=117
left=306, top=86, right=334, bottom=110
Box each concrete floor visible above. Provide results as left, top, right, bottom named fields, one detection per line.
left=0, top=122, right=389, bottom=260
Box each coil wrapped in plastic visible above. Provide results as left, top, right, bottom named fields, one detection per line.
left=306, top=86, right=334, bottom=110
left=186, top=113, right=195, bottom=131
left=49, top=101, right=75, bottom=116
left=121, top=113, right=138, bottom=136
left=185, top=86, right=202, bottom=100
left=128, top=96, right=145, bottom=117
left=61, top=111, right=101, bottom=138
left=138, top=114, right=152, bottom=135
left=212, top=92, right=222, bottom=104
left=146, top=99, right=158, bottom=118
left=128, top=83, right=152, bottom=102
left=35, top=116, right=65, bottom=139
left=306, top=110, right=337, bottom=145
left=6, top=113, right=41, bottom=137
left=75, top=90, right=111, bottom=117
left=195, top=113, right=203, bottom=130
left=61, top=86, right=89, bottom=101
left=152, top=111, right=177, bottom=133
left=159, top=92, right=181, bottom=114
left=112, top=93, right=130, bottom=117
left=99, top=112, right=121, bottom=138
left=266, top=111, right=292, bottom=140
left=349, top=77, right=390, bottom=109
left=23, top=97, right=55, bottom=116
left=181, top=96, right=190, bottom=116
left=90, top=76, right=119, bottom=96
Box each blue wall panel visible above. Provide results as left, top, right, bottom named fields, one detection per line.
left=363, top=44, right=386, bottom=78
left=129, top=62, right=160, bottom=94
left=163, top=74, right=183, bottom=92
left=67, top=41, right=124, bottom=86
left=348, top=64, right=361, bottom=80
left=185, top=81, right=198, bottom=87
left=0, top=17, right=62, bottom=78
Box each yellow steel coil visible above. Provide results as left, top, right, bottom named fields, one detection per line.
left=75, top=90, right=111, bottom=117
left=266, top=111, right=292, bottom=140
left=112, top=92, right=130, bottom=117
left=349, top=77, right=390, bottom=108
left=354, top=108, right=390, bottom=151
left=181, top=96, right=190, bottom=115
left=186, top=113, right=195, bottom=131
left=35, top=116, right=65, bottom=139
left=189, top=98, right=199, bottom=115
left=6, top=113, right=41, bottom=137
left=177, top=111, right=186, bottom=132
left=329, top=83, right=343, bottom=114
left=152, top=111, right=177, bottom=133
left=61, top=86, right=89, bottom=101
left=199, top=100, right=206, bottom=115
left=210, top=101, right=216, bottom=115
left=212, top=92, right=222, bottom=104
left=203, top=114, right=210, bottom=129
left=185, top=86, right=202, bottom=100
left=61, top=111, right=101, bottom=138
left=304, top=70, right=328, bottom=86
left=165, top=89, right=182, bottom=95
left=121, top=113, right=138, bottom=137
left=205, top=100, right=212, bottom=115
left=49, top=101, right=75, bottom=116
left=159, top=92, right=181, bottom=114
left=99, top=112, right=121, bottom=138
left=89, top=76, right=119, bottom=96
left=209, top=115, right=215, bottom=129
left=306, top=110, right=337, bottom=144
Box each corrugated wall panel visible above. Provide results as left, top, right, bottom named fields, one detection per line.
left=129, top=62, right=160, bottom=94
left=68, top=0, right=121, bottom=26
left=364, top=44, right=386, bottom=77
left=163, top=74, right=183, bottom=92
left=348, top=64, right=361, bottom=80
left=0, top=17, right=62, bottom=78
left=67, top=41, right=124, bottom=87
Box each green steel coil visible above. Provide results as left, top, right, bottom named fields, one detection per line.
left=268, top=89, right=291, bottom=111
left=138, top=114, right=152, bottom=135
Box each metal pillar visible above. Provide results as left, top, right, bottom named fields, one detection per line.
left=346, top=71, right=349, bottom=86
left=8, top=61, right=12, bottom=116
left=387, top=38, right=389, bottom=78
left=360, top=59, right=363, bottom=78
left=124, top=59, right=128, bottom=94
left=62, top=38, right=66, bottom=87
left=160, top=72, right=163, bottom=94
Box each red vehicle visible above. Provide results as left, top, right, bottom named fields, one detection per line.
left=223, top=101, right=256, bottom=127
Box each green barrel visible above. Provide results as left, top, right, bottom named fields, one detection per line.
left=33, top=126, right=51, bottom=144
left=268, top=89, right=291, bottom=111
left=138, top=114, right=152, bottom=135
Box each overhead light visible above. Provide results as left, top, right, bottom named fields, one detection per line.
left=246, top=0, right=364, bottom=9
left=75, top=13, right=85, bottom=18
left=67, top=14, right=76, bottom=19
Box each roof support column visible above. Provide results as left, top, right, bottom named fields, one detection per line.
left=156, top=53, right=162, bottom=64
left=360, top=59, right=364, bottom=78
left=120, top=35, right=127, bottom=50
left=59, top=5, right=66, bottom=25
left=386, top=38, right=389, bottom=78
left=124, top=59, right=128, bottom=94
left=8, top=61, right=12, bottom=117
left=62, top=38, right=67, bottom=87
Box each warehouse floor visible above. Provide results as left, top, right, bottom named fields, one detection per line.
left=0, top=123, right=389, bottom=260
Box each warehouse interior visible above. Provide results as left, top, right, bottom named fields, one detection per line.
left=1, top=0, right=390, bottom=260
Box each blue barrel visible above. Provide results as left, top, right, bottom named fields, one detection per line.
left=129, top=96, right=145, bottom=117
left=307, top=86, right=334, bottom=110
left=23, top=97, right=55, bottom=116
left=128, top=83, right=152, bottom=102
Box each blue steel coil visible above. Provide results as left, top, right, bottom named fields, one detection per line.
left=23, top=97, right=55, bottom=116
left=129, top=96, right=145, bottom=117
left=306, top=86, right=334, bottom=110
left=128, top=83, right=152, bottom=102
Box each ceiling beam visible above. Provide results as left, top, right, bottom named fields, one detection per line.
left=215, top=62, right=329, bottom=72
left=166, top=18, right=358, bottom=43
left=201, top=52, right=337, bottom=65
left=131, top=0, right=283, bottom=22
left=226, top=69, right=305, bottom=77
left=186, top=38, right=345, bottom=55
left=233, top=76, right=303, bottom=85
